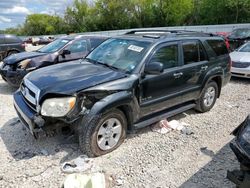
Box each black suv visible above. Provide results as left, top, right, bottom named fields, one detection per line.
left=0, top=34, right=25, bottom=61
left=0, top=35, right=108, bottom=87
left=13, top=30, right=231, bottom=157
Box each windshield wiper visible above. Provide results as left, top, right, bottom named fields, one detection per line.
left=85, top=58, right=123, bottom=72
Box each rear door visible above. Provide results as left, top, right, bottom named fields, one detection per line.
left=58, top=39, right=89, bottom=62
left=178, top=40, right=210, bottom=101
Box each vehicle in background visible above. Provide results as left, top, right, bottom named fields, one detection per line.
left=227, top=28, right=250, bottom=51
left=227, top=115, right=250, bottom=187
left=13, top=30, right=231, bottom=157
left=0, top=35, right=108, bottom=87
left=32, top=36, right=54, bottom=46
left=230, top=42, right=250, bottom=78
left=23, top=37, right=32, bottom=44
left=215, top=32, right=230, bottom=50
left=0, top=34, right=25, bottom=61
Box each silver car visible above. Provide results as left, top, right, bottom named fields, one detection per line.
left=230, top=42, right=250, bottom=78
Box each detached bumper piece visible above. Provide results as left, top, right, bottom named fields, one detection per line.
left=227, top=115, right=250, bottom=187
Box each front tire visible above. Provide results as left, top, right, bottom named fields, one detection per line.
left=195, top=81, right=218, bottom=112
left=78, top=109, right=127, bottom=157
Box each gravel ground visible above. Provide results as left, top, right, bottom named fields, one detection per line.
left=0, top=48, right=249, bottom=188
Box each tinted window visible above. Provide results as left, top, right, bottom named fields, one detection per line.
left=5, top=36, right=21, bottom=44
left=0, top=36, right=4, bottom=44
left=66, top=39, right=87, bottom=53
left=150, top=45, right=178, bottom=69
left=90, top=38, right=106, bottom=49
left=207, top=40, right=228, bottom=56
left=183, top=41, right=207, bottom=64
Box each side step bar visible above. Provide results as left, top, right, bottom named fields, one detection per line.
left=133, top=103, right=195, bottom=129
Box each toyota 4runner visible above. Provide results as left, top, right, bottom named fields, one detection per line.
left=13, top=30, right=231, bottom=157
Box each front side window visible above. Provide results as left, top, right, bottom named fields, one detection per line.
left=87, top=38, right=151, bottom=73
left=183, top=41, right=207, bottom=64
left=66, top=39, right=87, bottom=53
left=150, top=44, right=179, bottom=69
left=37, top=39, right=70, bottom=53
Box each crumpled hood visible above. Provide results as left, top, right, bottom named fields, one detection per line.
left=4, top=51, right=46, bottom=65
left=25, top=60, right=127, bottom=97
left=230, top=52, right=250, bottom=63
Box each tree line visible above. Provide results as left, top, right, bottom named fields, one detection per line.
left=1, top=0, right=250, bottom=36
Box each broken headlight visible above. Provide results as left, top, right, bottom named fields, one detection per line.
left=41, top=97, right=76, bottom=117
left=18, top=59, right=35, bottom=71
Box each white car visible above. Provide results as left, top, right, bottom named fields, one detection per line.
left=230, top=42, right=250, bottom=78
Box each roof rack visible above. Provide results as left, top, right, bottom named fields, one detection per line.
left=125, top=29, right=216, bottom=37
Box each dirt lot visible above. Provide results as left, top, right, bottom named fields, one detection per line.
left=0, top=48, right=249, bottom=187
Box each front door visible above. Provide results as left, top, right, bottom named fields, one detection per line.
left=58, top=39, right=89, bottom=62
left=140, top=42, right=183, bottom=117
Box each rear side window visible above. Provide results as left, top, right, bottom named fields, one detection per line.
left=206, top=40, right=228, bottom=56
left=182, top=41, right=207, bottom=64
left=0, top=37, right=4, bottom=44
left=150, top=44, right=179, bottom=69
left=5, top=36, right=21, bottom=44
left=90, top=38, right=106, bottom=49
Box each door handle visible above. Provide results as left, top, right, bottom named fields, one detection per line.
left=201, top=66, right=208, bottom=71
left=173, top=72, right=183, bottom=78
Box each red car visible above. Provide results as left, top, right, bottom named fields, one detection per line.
left=215, top=32, right=230, bottom=50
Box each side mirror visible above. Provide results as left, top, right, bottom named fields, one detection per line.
left=144, top=62, right=164, bottom=75
left=60, top=49, right=71, bottom=56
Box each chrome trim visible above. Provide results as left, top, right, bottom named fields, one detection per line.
left=22, top=78, right=41, bottom=112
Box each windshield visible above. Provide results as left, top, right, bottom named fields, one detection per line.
left=238, top=43, right=250, bottom=52
left=230, top=29, right=250, bottom=38
left=37, top=38, right=71, bottom=53
left=86, top=38, right=151, bottom=73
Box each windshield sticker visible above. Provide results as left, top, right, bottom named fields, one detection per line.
left=128, top=45, right=144, bottom=52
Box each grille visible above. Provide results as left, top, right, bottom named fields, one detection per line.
left=232, top=62, right=250, bottom=68
left=20, top=79, right=40, bottom=112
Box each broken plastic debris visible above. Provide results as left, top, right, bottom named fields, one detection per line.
left=151, top=119, right=191, bottom=134
left=151, top=120, right=172, bottom=134
left=63, top=173, right=106, bottom=188
left=61, top=155, right=94, bottom=174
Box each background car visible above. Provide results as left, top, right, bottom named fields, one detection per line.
left=0, top=34, right=25, bottom=61
left=32, top=36, right=54, bottom=46
left=0, top=35, right=108, bottom=87
left=215, top=32, right=230, bottom=50
left=230, top=42, right=250, bottom=78
left=227, top=28, right=250, bottom=51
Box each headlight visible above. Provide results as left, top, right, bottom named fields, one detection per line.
left=0, top=61, right=3, bottom=68
left=41, top=97, right=76, bottom=117
left=18, top=59, right=31, bottom=69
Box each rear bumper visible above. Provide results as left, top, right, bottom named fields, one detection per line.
left=13, top=90, right=45, bottom=138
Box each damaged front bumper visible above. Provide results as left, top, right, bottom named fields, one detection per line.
left=13, top=91, right=45, bottom=138
left=0, top=65, right=27, bottom=87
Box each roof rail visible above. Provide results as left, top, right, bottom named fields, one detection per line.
left=125, top=29, right=197, bottom=35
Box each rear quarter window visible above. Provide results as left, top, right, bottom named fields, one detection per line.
left=206, top=39, right=228, bottom=56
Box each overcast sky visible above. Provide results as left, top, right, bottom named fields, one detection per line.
left=0, top=0, right=74, bottom=30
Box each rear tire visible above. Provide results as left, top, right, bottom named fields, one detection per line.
left=78, top=109, right=127, bottom=157
left=195, top=81, right=218, bottom=113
